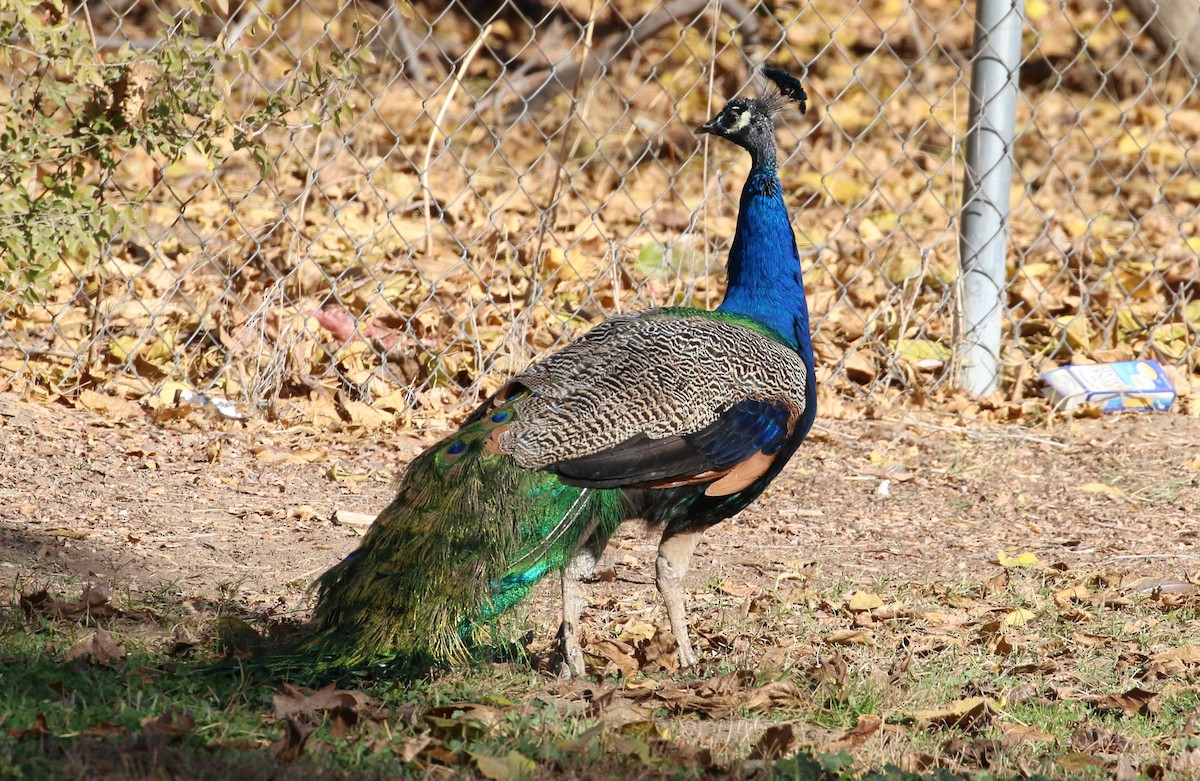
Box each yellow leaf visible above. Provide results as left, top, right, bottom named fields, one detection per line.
left=1079, top=481, right=1123, bottom=497
left=998, top=550, right=1040, bottom=568
left=1004, top=608, right=1036, bottom=627
left=1053, top=315, right=1092, bottom=350
left=155, top=381, right=193, bottom=407
left=1018, top=261, right=1054, bottom=279
left=891, top=339, right=952, bottom=363
left=797, top=172, right=868, bottom=207
left=848, top=591, right=884, bottom=612
left=824, top=629, right=875, bottom=646
left=1054, top=584, right=1090, bottom=607
left=616, top=623, right=657, bottom=643
left=858, top=217, right=885, bottom=246
left=108, top=336, right=138, bottom=362
left=1025, top=0, right=1050, bottom=22
left=882, top=253, right=921, bottom=284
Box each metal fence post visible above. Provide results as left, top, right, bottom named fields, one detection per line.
left=958, top=0, right=1023, bottom=395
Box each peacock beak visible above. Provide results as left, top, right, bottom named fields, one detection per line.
left=697, top=117, right=721, bottom=135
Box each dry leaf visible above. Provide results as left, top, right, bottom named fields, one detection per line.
left=1079, top=481, right=1123, bottom=497
left=137, top=710, right=195, bottom=748
left=1003, top=608, right=1036, bottom=627
left=67, top=629, right=126, bottom=668
left=847, top=591, right=884, bottom=612
left=824, top=629, right=875, bottom=646
left=585, top=638, right=641, bottom=678
left=273, top=682, right=375, bottom=721
left=1093, top=687, right=1159, bottom=717
left=997, top=550, right=1040, bottom=568
left=271, top=716, right=315, bottom=762
left=907, top=697, right=997, bottom=731
left=749, top=723, right=796, bottom=760
left=6, top=714, right=49, bottom=740
left=1151, top=645, right=1200, bottom=664
left=822, top=714, right=883, bottom=752
left=468, top=749, right=537, bottom=781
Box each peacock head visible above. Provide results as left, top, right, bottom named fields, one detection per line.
left=697, top=68, right=807, bottom=158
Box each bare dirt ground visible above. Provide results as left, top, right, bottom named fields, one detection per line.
left=2, top=391, right=1196, bottom=637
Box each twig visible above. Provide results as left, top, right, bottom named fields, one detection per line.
left=422, top=23, right=493, bottom=259
left=1103, top=554, right=1200, bottom=561
left=893, top=417, right=1072, bottom=449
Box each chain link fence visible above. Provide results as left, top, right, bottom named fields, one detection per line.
left=1, top=0, right=1197, bottom=424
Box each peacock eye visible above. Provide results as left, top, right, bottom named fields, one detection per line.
left=446, top=440, right=467, bottom=455
left=487, top=410, right=512, bottom=426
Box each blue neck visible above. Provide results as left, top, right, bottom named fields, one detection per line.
left=716, top=164, right=813, bottom=371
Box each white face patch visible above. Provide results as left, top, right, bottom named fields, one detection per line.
left=728, top=108, right=752, bottom=133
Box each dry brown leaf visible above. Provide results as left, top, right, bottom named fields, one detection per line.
left=137, top=710, right=195, bottom=747
left=907, top=697, right=997, bottom=732
left=6, top=714, right=49, bottom=740
left=749, top=723, right=796, bottom=760
left=585, top=638, right=641, bottom=678
left=394, top=734, right=432, bottom=763
left=1151, top=645, right=1200, bottom=664
left=67, top=628, right=126, bottom=668
left=1092, top=686, right=1159, bottom=717
left=824, top=629, right=875, bottom=646
left=1173, top=748, right=1200, bottom=774
left=271, top=716, right=315, bottom=762
left=273, top=682, right=375, bottom=721
left=821, top=714, right=883, bottom=753
left=1054, top=583, right=1090, bottom=607
left=75, top=389, right=142, bottom=420
left=997, top=722, right=1055, bottom=744
left=424, top=703, right=503, bottom=741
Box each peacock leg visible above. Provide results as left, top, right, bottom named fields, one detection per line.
left=656, top=529, right=702, bottom=669
left=558, top=546, right=597, bottom=678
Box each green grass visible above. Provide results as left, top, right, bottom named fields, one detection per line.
left=1, top=564, right=1197, bottom=780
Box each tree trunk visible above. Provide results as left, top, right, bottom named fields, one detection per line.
left=1124, top=0, right=1200, bottom=75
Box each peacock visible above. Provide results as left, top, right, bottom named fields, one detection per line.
left=305, top=69, right=815, bottom=677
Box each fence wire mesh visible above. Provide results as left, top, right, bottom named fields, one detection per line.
left=1, top=0, right=1197, bottom=425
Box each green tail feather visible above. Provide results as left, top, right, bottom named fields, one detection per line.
left=302, top=402, right=628, bottom=671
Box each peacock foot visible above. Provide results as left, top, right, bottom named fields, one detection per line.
left=557, top=621, right=586, bottom=679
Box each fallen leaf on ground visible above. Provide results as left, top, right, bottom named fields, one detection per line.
left=907, top=697, right=997, bottom=731
left=271, top=715, right=315, bottom=762
left=821, top=714, right=883, bottom=752
left=824, top=629, right=875, bottom=646
left=998, top=550, right=1040, bottom=568
left=847, top=591, right=883, bottom=612
left=749, top=723, right=796, bottom=760
left=6, top=714, right=48, bottom=740
left=1079, top=481, right=1123, bottom=497
left=67, top=628, right=126, bottom=668
left=137, top=710, right=195, bottom=748
left=1092, top=686, right=1159, bottom=717
left=1151, top=645, right=1200, bottom=664
left=585, top=638, right=641, bottom=677
left=468, top=749, right=537, bottom=781
left=1004, top=608, right=1036, bottom=627
left=424, top=703, right=503, bottom=741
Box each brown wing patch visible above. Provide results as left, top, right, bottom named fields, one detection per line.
left=703, top=451, right=776, bottom=496
left=485, top=425, right=511, bottom=455
left=634, top=469, right=727, bottom=490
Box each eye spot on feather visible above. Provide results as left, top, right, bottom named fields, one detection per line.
left=487, top=410, right=512, bottom=426
left=441, top=439, right=468, bottom=466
